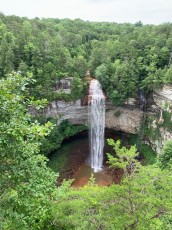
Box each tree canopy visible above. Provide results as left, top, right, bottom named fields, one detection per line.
left=0, top=73, right=172, bottom=229
left=1, top=13, right=172, bottom=229
left=0, top=72, right=58, bottom=229
left=0, top=14, right=172, bottom=104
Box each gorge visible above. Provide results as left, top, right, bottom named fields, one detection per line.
left=43, top=76, right=172, bottom=186
left=1, top=14, right=172, bottom=229
left=40, top=77, right=172, bottom=155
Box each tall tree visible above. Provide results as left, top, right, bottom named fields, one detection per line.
left=0, top=72, right=57, bottom=229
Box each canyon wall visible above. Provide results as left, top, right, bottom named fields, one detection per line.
left=42, top=99, right=143, bottom=134
left=33, top=78, right=172, bottom=153
left=145, top=85, right=172, bottom=153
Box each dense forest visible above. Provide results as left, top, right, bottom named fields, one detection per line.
left=0, top=13, right=172, bottom=229
left=0, top=13, right=172, bottom=103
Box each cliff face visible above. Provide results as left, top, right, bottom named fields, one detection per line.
left=145, top=85, right=172, bottom=153
left=105, top=102, right=143, bottom=134
left=43, top=100, right=88, bottom=125
left=154, top=85, right=172, bottom=106
left=34, top=78, right=172, bottom=154
left=37, top=78, right=143, bottom=134
left=42, top=99, right=143, bottom=134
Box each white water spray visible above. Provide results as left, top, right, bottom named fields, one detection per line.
left=88, top=79, right=105, bottom=172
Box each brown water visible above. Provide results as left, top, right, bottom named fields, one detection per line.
left=72, top=164, right=113, bottom=187
left=48, top=134, right=124, bottom=187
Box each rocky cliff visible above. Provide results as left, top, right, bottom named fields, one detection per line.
left=145, top=85, right=172, bottom=153
left=105, top=102, right=143, bottom=134
left=37, top=78, right=143, bottom=134
left=33, top=78, right=172, bottom=154
left=42, top=99, right=143, bottom=134
left=43, top=100, right=88, bottom=125
left=154, top=85, right=172, bottom=107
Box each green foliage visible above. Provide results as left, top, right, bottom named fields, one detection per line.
left=128, top=134, right=157, bottom=165
left=0, top=72, right=58, bottom=229
left=70, top=75, right=84, bottom=100
left=47, top=143, right=71, bottom=174
left=48, top=138, right=89, bottom=179
left=0, top=14, right=172, bottom=104
left=143, top=113, right=161, bottom=141
left=95, top=60, right=138, bottom=105
left=39, top=118, right=87, bottom=156
left=164, top=65, right=172, bottom=83
left=0, top=14, right=172, bottom=229
left=162, top=110, right=172, bottom=131
left=158, top=140, right=172, bottom=170
left=140, top=144, right=157, bottom=165
left=88, top=173, right=96, bottom=186
left=59, top=120, right=87, bottom=138
left=51, top=165, right=172, bottom=229
left=143, top=111, right=172, bottom=148
left=107, top=139, right=139, bottom=176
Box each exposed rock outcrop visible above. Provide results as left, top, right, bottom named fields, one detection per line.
left=145, top=85, right=172, bottom=153
left=105, top=102, right=143, bottom=134
left=52, top=77, right=73, bottom=94
left=41, top=99, right=143, bottom=134
left=31, top=76, right=172, bottom=154
left=43, top=100, right=88, bottom=125
left=153, top=85, right=172, bottom=112
left=147, top=127, right=172, bottom=154
left=40, top=77, right=143, bottom=134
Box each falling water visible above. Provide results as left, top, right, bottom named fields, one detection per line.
left=139, top=90, right=146, bottom=110
left=88, top=79, right=105, bottom=172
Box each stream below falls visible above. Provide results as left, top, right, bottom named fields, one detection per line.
left=48, top=133, right=125, bottom=187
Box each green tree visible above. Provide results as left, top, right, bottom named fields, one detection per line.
left=164, top=65, right=172, bottom=83
left=0, top=32, right=15, bottom=75
left=4, top=47, right=15, bottom=73
left=51, top=140, right=172, bottom=229
left=0, top=20, right=7, bottom=42
left=107, top=139, right=139, bottom=176
left=158, top=140, right=172, bottom=170
left=95, top=63, right=110, bottom=90
left=106, top=139, right=172, bottom=229
left=73, top=55, right=87, bottom=76
left=0, top=72, right=58, bottom=229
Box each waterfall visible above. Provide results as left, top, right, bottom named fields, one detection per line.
left=138, top=90, right=146, bottom=151
left=88, top=79, right=105, bottom=172
left=139, top=90, right=146, bottom=110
